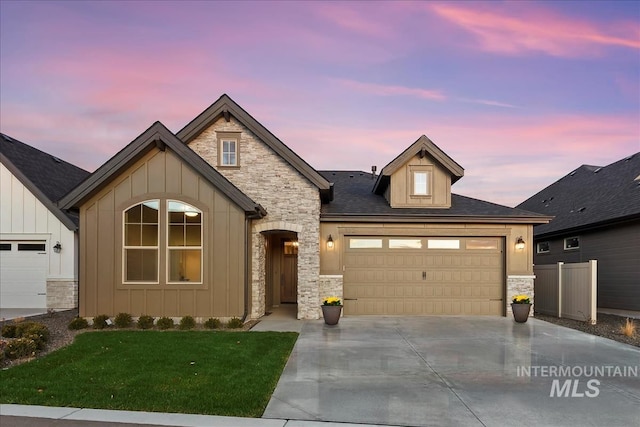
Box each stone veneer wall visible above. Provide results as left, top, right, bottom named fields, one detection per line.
left=318, top=275, right=344, bottom=318
left=189, top=117, right=321, bottom=320
left=507, top=275, right=535, bottom=315
left=47, top=280, right=78, bottom=309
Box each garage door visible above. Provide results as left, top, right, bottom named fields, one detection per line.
left=343, top=237, right=504, bottom=315
left=0, top=242, right=47, bottom=308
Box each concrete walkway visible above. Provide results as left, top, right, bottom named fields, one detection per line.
left=264, top=316, right=640, bottom=427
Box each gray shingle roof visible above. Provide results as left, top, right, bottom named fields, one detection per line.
left=320, top=171, right=549, bottom=222
left=516, top=153, right=640, bottom=237
left=0, top=133, right=90, bottom=229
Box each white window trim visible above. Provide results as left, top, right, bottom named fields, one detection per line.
left=564, top=236, right=580, bottom=251
left=166, top=200, right=203, bottom=285
left=123, top=200, right=159, bottom=285
left=413, top=171, right=430, bottom=196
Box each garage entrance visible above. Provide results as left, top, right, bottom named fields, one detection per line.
left=0, top=241, right=47, bottom=308
left=343, top=236, right=504, bottom=315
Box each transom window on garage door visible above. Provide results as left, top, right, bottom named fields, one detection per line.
left=348, top=237, right=499, bottom=250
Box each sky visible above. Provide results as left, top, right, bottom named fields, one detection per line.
left=1, top=0, right=638, bottom=207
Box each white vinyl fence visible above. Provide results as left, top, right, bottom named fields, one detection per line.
left=533, top=260, right=597, bottom=324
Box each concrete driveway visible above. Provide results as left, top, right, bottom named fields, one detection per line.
left=263, top=316, right=640, bottom=427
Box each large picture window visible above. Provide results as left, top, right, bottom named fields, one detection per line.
left=124, top=200, right=159, bottom=282
left=167, top=201, right=202, bottom=283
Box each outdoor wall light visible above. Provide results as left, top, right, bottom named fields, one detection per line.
left=53, top=241, right=62, bottom=253
left=326, top=234, right=334, bottom=250
left=515, top=236, right=525, bottom=251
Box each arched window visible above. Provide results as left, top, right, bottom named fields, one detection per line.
left=167, top=201, right=202, bottom=283
left=123, top=200, right=159, bottom=282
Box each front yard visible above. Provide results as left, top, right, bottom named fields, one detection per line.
left=0, top=330, right=297, bottom=417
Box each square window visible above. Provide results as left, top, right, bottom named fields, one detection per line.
left=564, top=237, right=580, bottom=250
left=537, top=242, right=550, bottom=254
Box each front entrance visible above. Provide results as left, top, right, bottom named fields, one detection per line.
left=264, top=231, right=298, bottom=309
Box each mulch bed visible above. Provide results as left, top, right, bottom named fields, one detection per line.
left=534, top=312, right=639, bottom=348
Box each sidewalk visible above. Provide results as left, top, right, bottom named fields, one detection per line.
left=0, top=404, right=398, bottom=427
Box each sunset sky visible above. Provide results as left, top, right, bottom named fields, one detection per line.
left=1, top=0, right=638, bottom=207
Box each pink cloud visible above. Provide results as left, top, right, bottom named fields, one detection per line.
left=334, top=78, right=446, bottom=101
left=430, top=3, right=640, bottom=57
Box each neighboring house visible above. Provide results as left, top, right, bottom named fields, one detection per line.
left=60, top=94, right=550, bottom=320
left=517, top=154, right=640, bottom=312
left=0, top=133, right=89, bottom=309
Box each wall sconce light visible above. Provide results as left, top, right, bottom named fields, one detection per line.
left=326, top=234, right=334, bottom=250
left=515, top=236, right=525, bottom=251
left=53, top=241, right=62, bottom=253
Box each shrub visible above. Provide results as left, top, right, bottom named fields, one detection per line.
left=179, top=316, right=196, bottom=330
left=114, top=312, right=133, bottom=328
left=16, top=322, right=50, bottom=350
left=92, top=314, right=111, bottom=330
left=68, top=317, right=89, bottom=330
left=0, top=339, right=7, bottom=362
left=203, top=318, right=221, bottom=329
left=137, top=315, right=155, bottom=330
left=157, top=317, right=174, bottom=330
left=227, top=317, right=244, bottom=329
left=1, top=324, right=17, bottom=338
left=621, top=318, right=636, bottom=337
left=5, top=337, right=37, bottom=359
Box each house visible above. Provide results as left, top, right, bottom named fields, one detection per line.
left=0, top=133, right=89, bottom=310
left=60, top=94, right=550, bottom=320
left=517, top=154, right=640, bottom=312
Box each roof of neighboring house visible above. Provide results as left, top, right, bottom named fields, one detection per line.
left=320, top=171, right=551, bottom=223
left=177, top=94, right=333, bottom=202
left=0, top=133, right=90, bottom=230
left=59, top=122, right=266, bottom=219
left=516, top=153, right=640, bottom=238
left=373, top=135, right=464, bottom=195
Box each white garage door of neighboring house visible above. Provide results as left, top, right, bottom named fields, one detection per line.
left=343, top=237, right=504, bottom=316
left=0, top=242, right=47, bottom=308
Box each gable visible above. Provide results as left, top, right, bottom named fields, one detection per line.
left=373, top=135, right=464, bottom=209
left=176, top=94, right=333, bottom=202
left=59, top=122, right=265, bottom=219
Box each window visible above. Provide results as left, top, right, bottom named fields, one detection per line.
left=124, top=200, right=159, bottom=282
left=537, top=242, right=550, bottom=254
left=221, top=139, right=237, bottom=166
left=389, top=239, right=423, bottom=249
left=427, top=239, right=460, bottom=249
left=466, top=239, right=499, bottom=250
left=349, top=238, right=383, bottom=249
left=413, top=172, right=429, bottom=195
left=167, top=201, right=202, bottom=283
left=218, top=131, right=240, bottom=167
left=564, top=237, right=580, bottom=250
left=0, top=243, right=12, bottom=251
left=18, top=243, right=46, bottom=251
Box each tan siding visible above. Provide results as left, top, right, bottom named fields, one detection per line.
left=79, top=149, right=246, bottom=318
left=389, top=154, right=452, bottom=208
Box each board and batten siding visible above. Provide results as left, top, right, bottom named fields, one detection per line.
left=79, top=149, right=247, bottom=319
left=0, top=162, right=76, bottom=281
left=534, top=222, right=640, bottom=311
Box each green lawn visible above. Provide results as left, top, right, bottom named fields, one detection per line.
left=0, top=331, right=297, bottom=417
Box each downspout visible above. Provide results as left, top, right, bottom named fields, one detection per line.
left=242, top=217, right=250, bottom=322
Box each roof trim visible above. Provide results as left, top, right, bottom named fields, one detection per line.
left=0, top=151, right=78, bottom=231
left=533, top=213, right=640, bottom=240
left=373, top=135, right=464, bottom=194
left=320, top=213, right=553, bottom=224
left=176, top=94, right=332, bottom=200
left=59, top=122, right=266, bottom=218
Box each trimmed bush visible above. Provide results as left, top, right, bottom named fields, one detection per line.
left=5, top=337, right=37, bottom=359
left=114, top=313, right=133, bottom=329
left=137, top=315, right=154, bottom=330
left=227, top=317, right=244, bottom=329
left=68, top=317, right=89, bottom=330
left=203, top=318, right=221, bottom=330
left=16, top=322, right=50, bottom=350
left=179, top=316, right=196, bottom=330
left=0, top=339, right=7, bottom=362
left=157, top=317, right=174, bottom=330
left=92, top=314, right=111, bottom=330
left=1, top=324, right=17, bottom=338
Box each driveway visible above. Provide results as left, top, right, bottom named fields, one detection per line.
left=263, top=316, right=640, bottom=427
